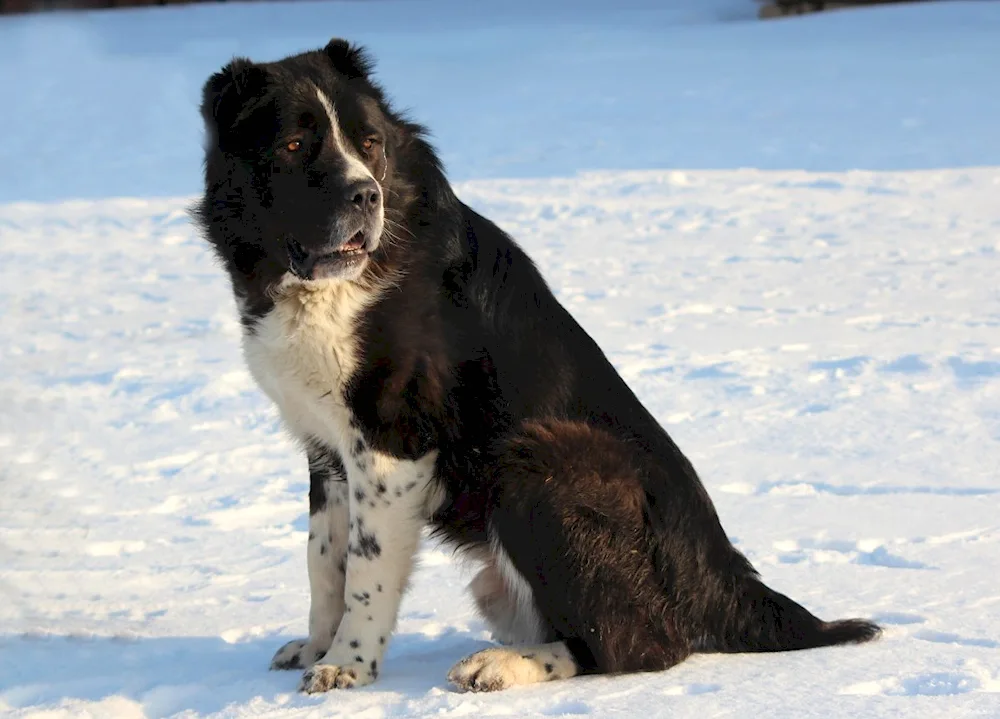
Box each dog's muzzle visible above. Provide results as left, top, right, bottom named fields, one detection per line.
left=286, top=230, right=372, bottom=281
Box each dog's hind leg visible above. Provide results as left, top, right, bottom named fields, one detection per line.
left=449, top=548, right=581, bottom=691
left=271, top=445, right=350, bottom=670
left=455, top=419, right=692, bottom=688
left=468, top=555, right=546, bottom=646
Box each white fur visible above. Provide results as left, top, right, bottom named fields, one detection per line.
left=313, top=87, right=385, bottom=254
left=315, top=88, right=378, bottom=185
left=244, top=279, right=370, bottom=447
left=301, top=446, right=438, bottom=691
left=305, top=480, right=350, bottom=655
left=245, top=278, right=443, bottom=691
left=487, top=525, right=546, bottom=645
left=270, top=477, right=349, bottom=671
left=448, top=642, right=578, bottom=692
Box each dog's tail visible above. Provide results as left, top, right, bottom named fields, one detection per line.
left=712, top=574, right=881, bottom=653
left=634, top=432, right=880, bottom=655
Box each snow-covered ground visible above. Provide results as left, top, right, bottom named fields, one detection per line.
left=2, top=1, right=999, bottom=718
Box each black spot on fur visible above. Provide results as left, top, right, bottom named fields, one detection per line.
left=354, top=488, right=366, bottom=503
left=353, top=437, right=365, bottom=457
left=354, top=655, right=364, bottom=663
left=319, top=543, right=327, bottom=555
left=349, top=519, right=382, bottom=559
left=376, top=583, right=382, bottom=593
left=379, top=636, right=385, bottom=645
left=350, top=640, right=359, bottom=648
left=545, top=662, right=554, bottom=674
left=308, top=531, right=315, bottom=541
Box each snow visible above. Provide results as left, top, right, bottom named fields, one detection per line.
left=1, top=1, right=999, bottom=718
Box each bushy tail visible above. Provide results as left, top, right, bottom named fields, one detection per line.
left=715, top=576, right=881, bottom=653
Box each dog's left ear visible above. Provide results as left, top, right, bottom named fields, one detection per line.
left=324, top=39, right=374, bottom=80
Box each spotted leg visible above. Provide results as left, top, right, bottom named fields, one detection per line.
left=299, top=447, right=440, bottom=692
left=271, top=446, right=349, bottom=671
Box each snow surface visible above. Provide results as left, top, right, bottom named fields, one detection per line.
left=2, top=1, right=1000, bottom=718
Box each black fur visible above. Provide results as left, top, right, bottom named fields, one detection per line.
left=195, top=40, right=880, bottom=681
left=307, top=441, right=346, bottom=515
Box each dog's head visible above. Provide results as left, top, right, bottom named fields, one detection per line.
left=200, top=40, right=400, bottom=284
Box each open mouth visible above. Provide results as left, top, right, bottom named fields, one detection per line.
left=286, top=231, right=370, bottom=280
left=339, top=230, right=366, bottom=253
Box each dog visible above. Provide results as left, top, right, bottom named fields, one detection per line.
left=194, top=38, right=880, bottom=694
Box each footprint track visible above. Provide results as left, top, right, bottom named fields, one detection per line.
left=842, top=672, right=981, bottom=697
left=767, top=537, right=931, bottom=570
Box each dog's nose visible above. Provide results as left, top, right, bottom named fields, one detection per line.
left=348, top=179, right=380, bottom=212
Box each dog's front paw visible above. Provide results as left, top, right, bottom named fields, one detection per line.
left=299, top=661, right=376, bottom=692
left=270, top=639, right=326, bottom=671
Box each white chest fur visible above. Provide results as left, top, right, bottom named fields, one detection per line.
left=242, top=280, right=374, bottom=452
left=242, top=278, right=446, bottom=518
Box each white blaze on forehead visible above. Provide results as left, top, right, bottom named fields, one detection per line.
left=315, top=87, right=378, bottom=184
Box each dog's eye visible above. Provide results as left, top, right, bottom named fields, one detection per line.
left=362, top=136, right=378, bottom=152
left=285, top=140, right=302, bottom=153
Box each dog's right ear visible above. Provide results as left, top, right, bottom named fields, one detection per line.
left=201, top=58, right=269, bottom=133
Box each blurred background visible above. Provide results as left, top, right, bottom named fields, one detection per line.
left=1, top=0, right=998, bottom=202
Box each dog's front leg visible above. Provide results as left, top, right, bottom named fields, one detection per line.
left=271, top=445, right=350, bottom=671
left=299, top=448, right=438, bottom=692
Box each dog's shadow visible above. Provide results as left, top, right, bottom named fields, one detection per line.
left=0, top=629, right=492, bottom=717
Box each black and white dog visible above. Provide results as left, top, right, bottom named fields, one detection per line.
left=195, top=39, right=880, bottom=693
